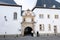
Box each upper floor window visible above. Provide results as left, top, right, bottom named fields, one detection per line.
left=39, top=14, right=44, bottom=18
left=47, top=14, right=50, bottom=19
left=55, top=15, right=59, bottom=19
left=14, top=12, right=17, bottom=20
left=40, top=24, right=44, bottom=31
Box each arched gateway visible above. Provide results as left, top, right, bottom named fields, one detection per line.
left=21, top=9, right=35, bottom=36
left=24, top=27, right=33, bottom=36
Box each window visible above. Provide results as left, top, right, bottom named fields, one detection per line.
left=4, top=16, right=6, bottom=18
left=44, top=4, right=46, bottom=7
left=39, top=14, right=44, bottom=18
left=40, top=24, right=44, bottom=31
left=14, top=12, right=17, bottom=20
left=48, top=24, right=51, bottom=31
left=47, top=14, right=50, bottom=19
left=4, top=16, right=7, bottom=21
left=55, top=15, right=59, bottom=19
left=54, top=25, right=57, bottom=33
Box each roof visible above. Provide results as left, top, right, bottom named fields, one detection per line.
left=36, top=0, right=60, bottom=8
left=0, top=1, right=8, bottom=4
left=0, top=0, right=22, bottom=7
left=0, top=0, right=16, bottom=5
left=32, top=6, right=60, bottom=11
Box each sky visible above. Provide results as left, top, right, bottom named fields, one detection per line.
left=21, top=0, right=37, bottom=10
left=14, top=0, right=37, bottom=10
left=14, top=0, right=60, bottom=10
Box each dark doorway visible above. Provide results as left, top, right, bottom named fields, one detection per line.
left=54, top=25, right=57, bottom=34
left=24, top=27, right=33, bottom=36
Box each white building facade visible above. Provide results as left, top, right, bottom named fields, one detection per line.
left=0, top=0, right=60, bottom=36
left=33, top=7, right=60, bottom=35
left=21, top=8, right=60, bottom=36
left=0, top=4, right=22, bottom=35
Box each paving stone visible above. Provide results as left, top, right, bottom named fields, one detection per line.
left=0, top=35, right=60, bottom=40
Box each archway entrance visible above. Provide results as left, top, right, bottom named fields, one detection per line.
left=24, top=27, right=33, bottom=36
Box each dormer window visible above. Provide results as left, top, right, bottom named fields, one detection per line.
left=44, top=4, right=46, bottom=7
left=52, top=5, right=56, bottom=8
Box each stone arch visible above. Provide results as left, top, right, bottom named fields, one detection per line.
left=24, top=27, right=33, bottom=36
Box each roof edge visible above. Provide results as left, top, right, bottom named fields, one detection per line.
left=32, top=6, right=60, bottom=11
left=0, top=4, right=22, bottom=7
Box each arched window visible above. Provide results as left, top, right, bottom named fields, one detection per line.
left=14, top=12, right=17, bottom=20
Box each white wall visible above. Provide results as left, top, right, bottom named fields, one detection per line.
left=0, top=6, right=22, bottom=35
left=33, top=8, right=60, bottom=34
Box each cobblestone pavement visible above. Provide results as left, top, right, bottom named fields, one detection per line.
left=0, top=35, right=60, bottom=40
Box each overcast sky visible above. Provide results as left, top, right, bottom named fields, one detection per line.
left=14, top=0, right=37, bottom=10
left=14, top=0, right=60, bottom=10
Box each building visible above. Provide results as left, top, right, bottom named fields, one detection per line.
left=0, top=0, right=22, bottom=35
left=21, top=9, right=35, bottom=36
left=33, top=7, right=60, bottom=35
left=0, top=0, right=60, bottom=36
left=21, top=0, right=60, bottom=36
left=22, top=8, right=60, bottom=36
